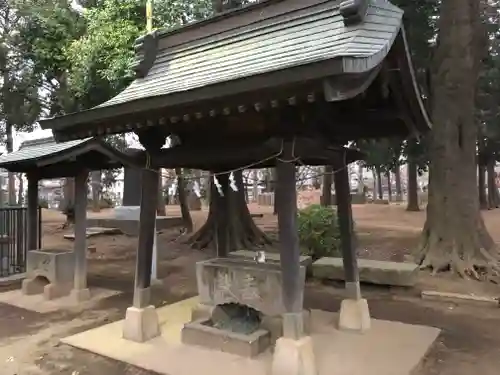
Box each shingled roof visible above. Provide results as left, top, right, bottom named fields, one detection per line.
left=0, top=136, right=139, bottom=177
left=40, top=0, right=429, bottom=141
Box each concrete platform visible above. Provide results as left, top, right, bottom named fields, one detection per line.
left=61, top=297, right=439, bottom=375
left=0, top=288, right=121, bottom=313
left=312, top=257, right=419, bottom=287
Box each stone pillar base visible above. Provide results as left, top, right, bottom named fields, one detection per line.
left=271, top=336, right=317, bottom=375
left=44, top=283, right=71, bottom=300
left=338, top=298, right=371, bottom=332
left=71, top=288, right=91, bottom=302
left=123, top=305, right=160, bottom=343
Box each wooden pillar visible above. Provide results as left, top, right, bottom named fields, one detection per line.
left=333, top=160, right=360, bottom=300
left=73, top=170, right=90, bottom=300
left=133, top=168, right=159, bottom=308
left=26, top=173, right=39, bottom=251
left=276, top=140, right=304, bottom=339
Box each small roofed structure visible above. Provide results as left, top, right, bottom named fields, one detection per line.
left=0, top=136, right=140, bottom=303
left=0, top=136, right=138, bottom=179
left=38, top=1, right=431, bottom=373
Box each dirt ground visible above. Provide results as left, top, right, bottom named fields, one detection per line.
left=1, top=203, right=500, bottom=374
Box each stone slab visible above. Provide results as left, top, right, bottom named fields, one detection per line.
left=421, top=290, right=499, bottom=307
left=86, top=217, right=183, bottom=236
left=312, top=257, right=418, bottom=287
left=181, top=319, right=270, bottom=358
left=0, top=288, right=121, bottom=313
left=61, top=298, right=440, bottom=375
left=228, top=250, right=313, bottom=267
left=63, top=227, right=122, bottom=240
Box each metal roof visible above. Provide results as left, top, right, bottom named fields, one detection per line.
left=100, top=1, right=403, bottom=108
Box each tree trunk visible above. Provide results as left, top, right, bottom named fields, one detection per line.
left=17, top=173, right=23, bottom=205
left=415, top=0, right=499, bottom=278
left=407, top=160, right=420, bottom=211
left=321, top=165, right=333, bottom=206
left=91, top=170, right=101, bottom=212
left=252, top=169, right=259, bottom=203
left=357, top=164, right=365, bottom=195
left=478, top=163, right=488, bottom=210
left=62, top=178, right=75, bottom=227
left=386, top=171, right=392, bottom=202
left=394, top=166, right=403, bottom=202
left=188, top=170, right=271, bottom=250
left=176, top=168, right=193, bottom=233
left=157, top=168, right=167, bottom=216
left=376, top=166, right=383, bottom=200
left=486, top=159, right=499, bottom=209
left=6, top=123, right=15, bottom=205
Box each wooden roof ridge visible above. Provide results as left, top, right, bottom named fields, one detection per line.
left=40, top=0, right=408, bottom=141
left=0, top=137, right=140, bottom=173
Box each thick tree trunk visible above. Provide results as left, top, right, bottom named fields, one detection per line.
left=376, top=166, right=383, bottom=200
left=478, top=163, right=488, bottom=210
left=386, top=171, right=392, bottom=202
left=91, top=170, right=101, bottom=212
left=394, top=166, right=403, bottom=202
left=188, top=170, right=271, bottom=251
left=357, top=164, right=365, bottom=195
left=486, top=160, right=499, bottom=209
left=176, top=168, right=193, bottom=233
left=407, top=160, right=420, bottom=211
left=321, top=165, right=333, bottom=206
left=415, top=0, right=499, bottom=279
left=6, top=123, right=15, bottom=205
left=157, top=168, right=167, bottom=216
left=62, top=178, right=75, bottom=227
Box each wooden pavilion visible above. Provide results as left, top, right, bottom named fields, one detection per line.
left=39, top=0, right=431, bottom=373
left=0, top=136, right=140, bottom=301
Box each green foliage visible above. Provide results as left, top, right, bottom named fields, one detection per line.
left=38, top=198, right=49, bottom=209
left=297, top=204, right=342, bottom=260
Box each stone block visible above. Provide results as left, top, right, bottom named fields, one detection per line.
left=271, top=336, right=317, bottom=375
left=228, top=250, right=313, bottom=268
left=196, top=258, right=306, bottom=317
left=421, top=291, right=499, bottom=307
left=71, top=288, right=91, bottom=302
left=44, top=283, right=72, bottom=300
left=122, top=305, right=160, bottom=343
left=181, top=319, right=270, bottom=358
left=312, top=257, right=418, bottom=287
left=338, top=298, right=371, bottom=332
left=24, top=249, right=74, bottom=299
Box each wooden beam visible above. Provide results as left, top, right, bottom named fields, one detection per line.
left=26, top=172, right=39, bottom=251
left=133, top=168, right=159, bottom=308
left=276, top=140, right=304, bottom=339
left=332, top=154, right=360, bottom=300
left=73, top=170, right=89, bottom=292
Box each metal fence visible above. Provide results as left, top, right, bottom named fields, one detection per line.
left=0, top=207, right=42, bottom=277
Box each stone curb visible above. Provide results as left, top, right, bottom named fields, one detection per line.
left=421, top=290, right=499, bottom=308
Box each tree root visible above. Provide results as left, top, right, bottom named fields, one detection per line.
left=415, top=219, right=500, bottom=282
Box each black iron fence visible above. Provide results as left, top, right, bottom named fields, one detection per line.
left=0, top=206, right=42, bottom=277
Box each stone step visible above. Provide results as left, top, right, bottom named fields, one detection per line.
left=228, top=250, right=313, bottom=267
left=312, top=257, right=418, bottom=287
